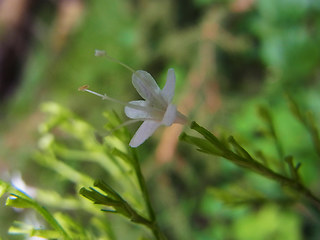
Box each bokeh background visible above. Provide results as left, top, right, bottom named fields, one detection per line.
left=1, top=0, right=320, bottom=239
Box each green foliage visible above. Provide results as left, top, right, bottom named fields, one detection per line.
left=36, top=102, right=146, bottom=212
left=181, top=110, right=320, bottom=210
left=1, top=0, right=320, bottom=239
left=1, top=102, right=163, bottom=239
left=80, top=180, right=153, bottom=228
left=0, top=180, right=70, bottom=239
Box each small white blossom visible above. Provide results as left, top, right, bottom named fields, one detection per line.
left=124, top=69, right=187, bottom=147
left=80, top=51, right=187, bottom=147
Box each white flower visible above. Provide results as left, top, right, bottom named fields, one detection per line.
left=125, top=69, right=187, bottom=147
left=79, top=51, right=187, bottom=147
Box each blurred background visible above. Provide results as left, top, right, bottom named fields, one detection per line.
left=1, top=0, right=320, bottom=239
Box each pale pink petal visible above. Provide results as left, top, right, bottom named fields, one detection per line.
left=161, top=68, right=175, bottom=103
left=161, top=103, right=177, bottom=126
left=129, top=120, right=161, bottom=147
left=132, top=70, right=166, bottom=107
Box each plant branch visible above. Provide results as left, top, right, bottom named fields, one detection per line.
left=130, top=149, right=167, bottom=240
left=180, top=121, right=320, bottom=209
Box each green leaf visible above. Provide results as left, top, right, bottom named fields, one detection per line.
left=111, top=148, right=133, bottom=165
left=8, top=221, right=61, bottom=238
left=228, top=136, right=254, bottom=162
left=80, top=186, right=132, bottom=218
left=80, top=180, right=154, bottom=229
left=31, top=229, right=61, bottom=239
left=179, top=132, right=223, bottom=156
left=190, top=121, right=227, bottom=151
left=54, top=212, right=90, bottom=239
left=79, top=187, right=118, bottom=206
left=208, top=185, right=266, bottom=206
left=34, top=151, right=93, bottom=186
left=94, top=179, right=122, bottom=201
left=6, top=194, right=34, bottom=209
left=285, top=156, right=301, bottom=182
left=1, top=180, right=71, bottom=239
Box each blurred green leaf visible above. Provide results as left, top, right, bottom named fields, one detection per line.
left=6, top=194, right=34, bottom=209
left=180, top=132, right=223, bottom=156
left=228, top=136, right=254, bottom=162
left=8, top=221, right=60, bottom=239
left=0, top=180, right=70, bottom=239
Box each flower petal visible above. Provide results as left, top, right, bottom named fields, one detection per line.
left=129, top=120, right=161, bottom=147
left=161, top=68, right=175, bottom=103
left=125, top=100, right=152, bottom=119
left=132, top=70, right=166, bottom=107
left=161, top=103, right=177, bottom=126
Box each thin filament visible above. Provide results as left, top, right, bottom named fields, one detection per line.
left=95, top=49, right=135, bottom=73
left=82, top=88, right=164, bottom=114
left=95, top=50, right=167, bottom=107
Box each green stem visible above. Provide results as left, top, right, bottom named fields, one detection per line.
left=151, top=227, right=167, bottom=240
left=131, top=149, right=167, bottom=240
left=225, top=150, right=320, bottom=205
left=225, top=146, right=320, bottom=208
left=130, top=209, right=166, bottom=240
left=187, top=121, right=320, bottom=209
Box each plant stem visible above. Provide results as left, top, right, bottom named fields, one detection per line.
left=226, top=150, right=320, bottom=206
left=131, top=149, right=167, bottom=240
left=187, top=121, right=320, bottom=209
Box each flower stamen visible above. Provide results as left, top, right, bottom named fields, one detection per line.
left=79, top=87, right=164, bottom=114
left=95, top=49, right=135, bottom=74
